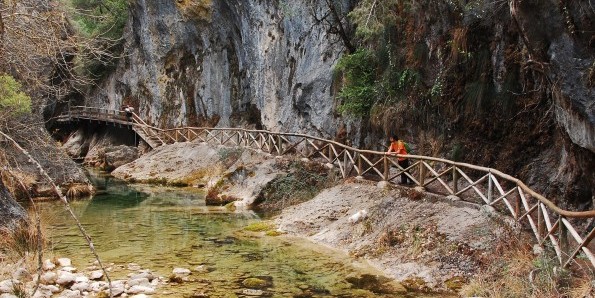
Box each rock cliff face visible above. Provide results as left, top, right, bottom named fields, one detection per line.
left=90, top=0, right=349, bottom=138
left=84, top=0, right=593, bottom=208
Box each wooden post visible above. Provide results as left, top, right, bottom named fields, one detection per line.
left=328, top=144, right=334, bottom=163
left=357, top=153, right=363, bottom=177
left=383, top=156, right=389, bottom=181
left=343, top=150, right=349, bottom=179
left=537, top=202, right=545, bottom=242
left=559, top=217, right=569, bottom=264
left=419, top=159, right=426, bottom=187
left=487, top=171, right=493, bottom=204
left=452, top=166, right=458, bottom=194
left=514, top=194, right=521, bottom=221
left=277, top=135, right=282, bottom=155
left=268, top=134, right=273, bottom=153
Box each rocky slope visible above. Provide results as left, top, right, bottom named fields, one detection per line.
left=276, top=180, right=509, bottom=291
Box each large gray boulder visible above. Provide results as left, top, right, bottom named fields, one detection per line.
left=0, top=179, right=27, bottom=231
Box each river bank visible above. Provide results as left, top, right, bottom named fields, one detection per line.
left=108, top=141, right=511, bottom=293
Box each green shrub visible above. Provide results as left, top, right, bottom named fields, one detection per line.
left=335, top=49, right=378, bottom=116
left=0, top=74, right=31, bottom=116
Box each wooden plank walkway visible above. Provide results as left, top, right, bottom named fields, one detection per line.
left=57, top=106, right=595, bottom=269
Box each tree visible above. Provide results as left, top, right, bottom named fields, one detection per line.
left=0, top=0, right=128, bottom=110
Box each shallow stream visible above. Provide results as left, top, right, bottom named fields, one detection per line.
left=40, top=170, right=434, bottom=297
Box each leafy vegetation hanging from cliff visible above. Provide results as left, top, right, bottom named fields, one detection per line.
left=64, top=0, right=130, bottom=80
left=66, top=0, right=129, bottom=40
left=335, top=49, right=377, bottom=116
left=0, top=74, right=31, bottom=116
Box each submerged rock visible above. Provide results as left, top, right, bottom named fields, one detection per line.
left=172, top=268, right=191, bottom=276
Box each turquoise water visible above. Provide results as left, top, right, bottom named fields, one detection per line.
left=40, top=171, right=429, bottom=297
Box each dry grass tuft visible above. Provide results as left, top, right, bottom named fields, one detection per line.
left=65, top=183, right=94, bottom=198
left=0, top=221, right=44, bottom=260
left=460, top=230, right=594, bottom=298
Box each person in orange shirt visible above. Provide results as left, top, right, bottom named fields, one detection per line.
left=387, top=134, right=412, bottom=184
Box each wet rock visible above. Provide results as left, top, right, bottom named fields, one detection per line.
left=57, top=258, right=72, bottom=267
left=129, top=271, right=155, bottom=282
left=127, top=285, right=155, bottom=295
left=127, top=263, right=141, bottom=271
left=241, top=289, right=264, bottom=296
left=40, top=272, right=58, bottom=284
left=89, top=270, right=104, bottom=280
left=89, top=281, right=108, bottom=292
left=56, top=271, right=76, bottom=286
left=42, top=259, right=56, bottom=271
left=128, top=277, right=150, bottom=287
left=193, top=265, right=210, bottom=273
left=346, top=274, right=406, bottom=294
left=172, top=268, right=191, bottom=276
left=242, top=277, right=271, bottom=289
left=60, top=266, right=77, bottom=273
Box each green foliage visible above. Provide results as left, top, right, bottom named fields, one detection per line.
left=0, top=75, right=31, bottom=115
left=348, top=0, right=398, bottom=40
left=64, top=0, right=129, bottom=80
left=67, top=0, right=129, bottom=40
left=335, top=49, right=378, bottom=116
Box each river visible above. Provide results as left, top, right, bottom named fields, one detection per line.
left=39, top=170, right=436, bottom=297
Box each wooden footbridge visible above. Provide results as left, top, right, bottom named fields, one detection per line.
left=55, top=106, right=595, bottom=269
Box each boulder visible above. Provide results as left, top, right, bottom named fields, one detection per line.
left=89, top=270, right=104, bottom=280
left=42, top=259, right=56, bottom=271
left=103, top=146, right=140, bottom=169
left=57, top=258, right=72, bottom=267
left=127, top=277, right=150, bottom=287
left=40, top=272, right=58, bottom=285
left=89, top=281, right=107, bottom=293
left=56, top=271, right=76, bottom=286
left=70, top=282, right=90, bottom=292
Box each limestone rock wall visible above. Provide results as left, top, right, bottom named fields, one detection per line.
left=89, top=0, right=349, bottom=138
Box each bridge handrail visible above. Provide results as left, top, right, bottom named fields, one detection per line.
left=60, top=106, right=595, bottom=268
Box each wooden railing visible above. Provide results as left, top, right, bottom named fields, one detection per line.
left=59, top=106, right=595, bottom=269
